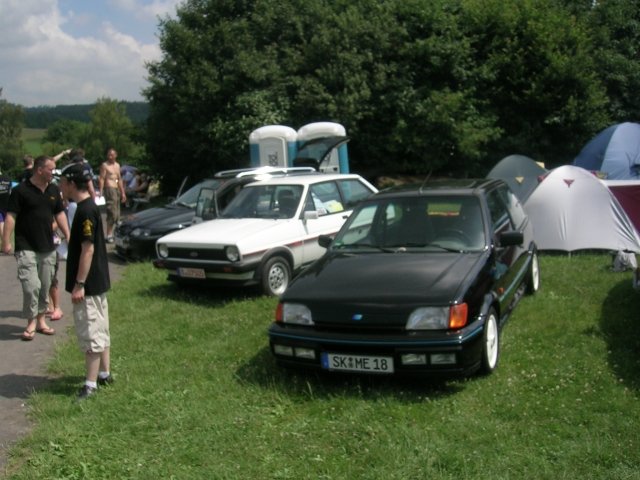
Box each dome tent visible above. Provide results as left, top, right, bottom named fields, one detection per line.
left=573, top=122, right=640, bottom=180
left=525, top=165, right=640, bottom=252
left=487, top=154, right=547, bottom=202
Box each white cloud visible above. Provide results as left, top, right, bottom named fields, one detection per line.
left=0, top=0, right=178, bottom=106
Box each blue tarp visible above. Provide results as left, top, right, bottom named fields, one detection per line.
left=573, top=122, right=640, bottom=180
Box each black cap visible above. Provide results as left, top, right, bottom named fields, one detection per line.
left=60, top=163, right=91, bottom=183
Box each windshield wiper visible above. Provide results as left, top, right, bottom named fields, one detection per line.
left=335, top=242, right=395, bottom=252
left=428, top=242, right=466, bottom=253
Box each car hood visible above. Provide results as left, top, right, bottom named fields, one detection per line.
left=121, top=205, right=194, bottom=231
left=158, top=218, right=294, bottom=250
left=285, top=251, right=488, bottom=306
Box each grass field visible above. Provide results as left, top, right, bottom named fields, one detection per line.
left=21, top=129, right=46, bottom=156
left=6, top=254, right=640, bottom=479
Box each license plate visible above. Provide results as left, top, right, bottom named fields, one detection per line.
left=178, top=267, right=206, bottom=279
left=321, top=352, right=394, bottom=374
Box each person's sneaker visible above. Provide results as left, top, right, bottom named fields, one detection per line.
left=98, top=375, right=114, bottom=386
left=106, top=236, right=115, bottom=244
left=76, top=385, right=97, bottom=400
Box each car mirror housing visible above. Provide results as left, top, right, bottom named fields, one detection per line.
left=318, top=234, right=333, bottom=249
left=499, top=231, right=524, bottom=247
left=304, top=210, right=319, bottom=221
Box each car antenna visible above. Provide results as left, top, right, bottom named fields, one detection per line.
left=419, top=170, right=433, bottom=192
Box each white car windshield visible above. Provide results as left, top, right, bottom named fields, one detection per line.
left=221, top=184, right=304, bottom=219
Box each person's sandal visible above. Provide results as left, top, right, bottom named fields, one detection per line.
left=35, top=326, right=55, bottom=335
left=50, top=309, right=64, bottom=321
left=21, top=330, right=36, bottom=341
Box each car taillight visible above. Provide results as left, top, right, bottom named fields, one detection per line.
left=275, top=303, right=283, bottom=323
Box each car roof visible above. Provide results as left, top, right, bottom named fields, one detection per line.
left=214, top=166, right=316, bottom=179
left=374, top=178, right=506, bottom=198
left=242, top=173, right=368, bottom=187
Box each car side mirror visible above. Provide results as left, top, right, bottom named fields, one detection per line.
left=304, top=210, right=319, bottom=221
left=499, top=231, right=524, bottom=247
left=318, top=234, right=333, bottom=249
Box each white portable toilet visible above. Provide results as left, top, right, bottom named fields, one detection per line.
left=249, top=125, right=298, bottom=168
left=296, top=122, right=349, bottom=173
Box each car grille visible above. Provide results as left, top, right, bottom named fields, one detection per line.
left=168, top=247, right=228, bottom=261
left=310, top=304, right=407, bottom=332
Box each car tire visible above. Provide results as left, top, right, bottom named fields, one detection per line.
left=525, top=250, right=540, bottom=294
left=479, top=308, right=500, bottom=375
left=261, top=256, right=291, bottom=296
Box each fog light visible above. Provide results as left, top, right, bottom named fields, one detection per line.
left=294, top=348, right=316, bottom=360
left=401, top=353, right=427, bottom=365
left=430, top=353, right=456, bottom=365
left=273, top=345, right=294, bottom=356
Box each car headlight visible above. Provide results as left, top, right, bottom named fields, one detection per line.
left=225, top=245, right=240, bottom=262
left=278, top=303, right=314, bottom=325
left=406, top=304, right=468, bottom=330
left=157, top=243, right=169, bottom=259
left=131, top=228, right=151, bottom=238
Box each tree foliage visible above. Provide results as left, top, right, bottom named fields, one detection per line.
left=0, top=88, right=24, bottom=176
left=145, top=0, right=636, bottom=190
left=43, top=98, right=145, bottom=169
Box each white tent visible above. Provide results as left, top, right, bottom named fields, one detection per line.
left=524, top=165, right=640, bottom=252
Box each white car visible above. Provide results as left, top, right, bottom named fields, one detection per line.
left=154, top=173, right=377, bottom=295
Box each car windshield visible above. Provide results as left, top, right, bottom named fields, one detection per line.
left=172, top=179, right=222, bottom=208
left=221, top=184, right=304, bottom=219
left=331, top=195, right=486, bottom=252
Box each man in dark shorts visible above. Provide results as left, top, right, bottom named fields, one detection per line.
left=59, top=162, right=113, bottom=400
left=1, top=156, right=71, bottom=340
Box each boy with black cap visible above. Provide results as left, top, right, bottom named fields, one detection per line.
left=59, top=162, right=113, bottom=400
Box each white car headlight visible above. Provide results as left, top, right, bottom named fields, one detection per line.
left=157, top=243, right=169, bottom=258
left=282, top=303, right=314, bottom=325
left=406, top=307, right=449, bottom=330
left=406, top=304, right=468, bottom=330
left=225, top=245, right=240, bottom=262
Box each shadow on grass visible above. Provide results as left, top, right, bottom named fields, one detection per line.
left=599, top=277, right=640, bottom=391
left=235, top=346, right=465, bottom=403
left=138, top=281, right=263, bottom=308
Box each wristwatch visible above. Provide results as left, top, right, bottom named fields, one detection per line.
left=75, top=281, right=85, bottom=288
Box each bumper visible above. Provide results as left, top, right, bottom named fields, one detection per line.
left=153, top=258, right=261, bottom=286
left=114, top=234, right=158, bottom=260
left=268, top=319, right=487, bottom=377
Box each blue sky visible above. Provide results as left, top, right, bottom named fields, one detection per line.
left=0, top=0, right=182, bottom=106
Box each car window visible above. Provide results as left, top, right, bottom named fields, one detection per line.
left=486, top=188, right=512, bottom=231
left=221, top=184, right=303, bottom=219
left=195, top=187, right=216, bottom=219
left=502, top=187, right=527, bottom=228
left=337, top=179, right=375, bottom=209
left=304, top=181, right=344, bottom=217
left=175, top=179, right=221, bottom=208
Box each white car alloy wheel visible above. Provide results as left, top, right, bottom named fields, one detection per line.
left=526, top=251, right=540, bottom=294
left=480, top=309, right=500, bottom=375
left=262, top=256, right=291, bottom=296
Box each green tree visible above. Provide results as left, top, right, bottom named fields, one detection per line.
left=85, top=97, right=139, bottom=165
left=42, top=119, right=88, bottom=160
left=586, top=0, right=640, bottom=123
left=459, top=0, right=609, bottom=167
left=145, top=0, right=624, bottom=188
left=0, top=88, right=24, bottom=177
